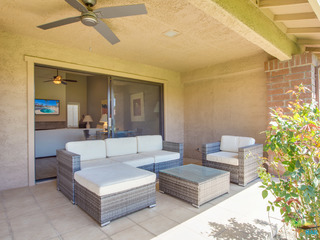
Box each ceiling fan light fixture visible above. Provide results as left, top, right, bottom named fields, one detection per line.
left=53, top=75, right=62, bottom=84
left=81, top=12, right=98, bottom=26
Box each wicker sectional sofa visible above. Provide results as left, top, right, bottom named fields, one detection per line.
left=56, top=135, right=183, bottom=226
left=202, top=135, right=263, bottom=186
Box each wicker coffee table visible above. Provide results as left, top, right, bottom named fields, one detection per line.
left=159, top=164, right=230, bottom=208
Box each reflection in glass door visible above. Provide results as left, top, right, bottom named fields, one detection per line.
left=109, top=77, right=163, bottom=138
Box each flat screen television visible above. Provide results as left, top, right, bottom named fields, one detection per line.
left=35, top=99, right=60, bottom=115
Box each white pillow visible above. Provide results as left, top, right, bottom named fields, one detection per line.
left=66, top=140, right=106, bottom=161
left=105, top=137, right=137, bottom=157
left=137, top=135, right=163, bottom=152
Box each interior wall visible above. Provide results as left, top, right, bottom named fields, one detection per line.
left=87, top=76, right=108, bottom=128
left=66, top=73, right=88, bottom=121
left=0, top=30, right=183, bottom=191
left=35, top=68, right=67, bottom=123
left=182, top=53, right=269, bottom=159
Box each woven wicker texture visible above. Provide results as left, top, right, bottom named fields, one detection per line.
left=56, top=140, right=183, bottom=203
left=159, top=164, right=230, bottom=207
left=202, top=142, right=263, bottom=186
left=75, top=181, right=156, bottom=226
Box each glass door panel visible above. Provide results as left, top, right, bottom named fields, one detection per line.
left=110, top=77, right=163, bottom=138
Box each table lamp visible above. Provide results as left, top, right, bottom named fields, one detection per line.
left=83, top=115, right=93, bottom=129
left=99, top=114, right=108, bottom=132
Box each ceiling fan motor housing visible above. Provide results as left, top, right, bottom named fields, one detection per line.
left=82, top=0, right=97, bottom=7
left=81, top=12, right=98, bottom=26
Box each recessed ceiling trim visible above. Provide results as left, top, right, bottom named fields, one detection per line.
left=259, top=0, right=308, bottom=8
left=274, top=12, right=317, bottom=21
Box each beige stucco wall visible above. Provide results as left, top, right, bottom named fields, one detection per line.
left=182, top=53, right=269, bottom=159
left=0, top=30, right=183, bottom=191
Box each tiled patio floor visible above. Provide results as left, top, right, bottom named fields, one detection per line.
left=0, top=159, right=295, bottom=240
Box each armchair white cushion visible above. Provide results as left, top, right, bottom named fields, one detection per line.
left=202, top=135, right=263, bottom=186
left=220, top=135, right=255, bottom=152
left=206, top=151, right=238, bottom=166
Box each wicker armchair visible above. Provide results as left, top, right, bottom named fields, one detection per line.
left=202, top=136, right=263, bottom=186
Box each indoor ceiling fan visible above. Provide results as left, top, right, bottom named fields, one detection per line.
left=37, top=0, right=147, bottom=45
left=44, top=69, right=78, bottom=85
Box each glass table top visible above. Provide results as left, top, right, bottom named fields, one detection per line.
left=159, top=164, right=228, bottom=184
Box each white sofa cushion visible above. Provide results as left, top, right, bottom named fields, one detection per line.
left=108, top=154, right=154, bottom=168
left=238, top=137, right=255, bottom=148
left=80, top=158, right=117, bottom=169
left=207, top=151, right=239, bottom=166
left=66, top=140, right=106, bottom=161
left=105, top=137, right=137, bottom=157
left=141, top=150, right=180, bottom=164
left=74, top=163, right=156, bottom=196
left=137, top=135, right=163, bottom=152
left=220, top=135, right=255, bottom=153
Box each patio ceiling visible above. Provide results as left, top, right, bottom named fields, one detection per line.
left=1, top=0, right=320, bottom=72
left=258, top=0, right=320, bottom=58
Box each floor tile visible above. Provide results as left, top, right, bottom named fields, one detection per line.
left=5, top=201, right=41, bottom=219
left=48, top=208, right=96, bottom=234
left=158, top=206, right=197, bottom=223
left=10, top=211, right=58, bottom=240
left=101, top=217, right=136, bottom=236
left=0, top=220, right=11, bottom=238
left=127, top=207, right=160, bottom=224
left=0, top=235, right=13, bottom=240
left=139, top=215, right=178, bottom=236
left=110, top=225, right=155, bottom=240
left=61, top=224, right=110, bottom=240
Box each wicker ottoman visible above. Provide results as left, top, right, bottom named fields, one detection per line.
left=159, top=164, right=230, bottom=208
left=74, top=163, right=156, bottom=226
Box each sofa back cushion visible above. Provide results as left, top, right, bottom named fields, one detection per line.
left=220, top=135, right=255, bottom=152
left=105, top=137, right=137, bottom=157
left=137, top=135, right=163, bottom=152
left=66, top=140, right=106, bottom=161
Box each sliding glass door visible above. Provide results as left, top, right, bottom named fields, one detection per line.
left=108, top=77, right=163, bottom=138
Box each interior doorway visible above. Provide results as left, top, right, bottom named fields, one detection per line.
left=33, top=65, right=164, bottom=181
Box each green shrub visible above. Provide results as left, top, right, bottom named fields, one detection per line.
left=258, top=84, right=320, bottom=239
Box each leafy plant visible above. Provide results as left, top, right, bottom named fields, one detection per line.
left=258, top=84, right=320, bottom=239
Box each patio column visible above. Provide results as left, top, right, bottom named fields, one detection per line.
left=264, top=53, right=319, bottom=113
left=264, top=53, right=319, bottom=175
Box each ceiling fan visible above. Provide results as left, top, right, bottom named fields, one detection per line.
left=37, top=0, right=147, bottom=45
left=44, top=69, right=78, bottom=85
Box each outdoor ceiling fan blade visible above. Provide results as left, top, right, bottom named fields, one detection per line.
left=94, top=4, right=147, bottom=19
left=94, top=20, right=120, bottom=45
left=43, top=80, right=53, bottom=82
left=61, top=81, right=68, bottom=85
left=64, top=79, right=78, bottom=82
left=37, top=16, right=81, bottom=30
left=65, top=0, right=88, bottom=13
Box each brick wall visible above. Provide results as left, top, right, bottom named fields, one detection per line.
left=264, top=53, right=318, bottom=112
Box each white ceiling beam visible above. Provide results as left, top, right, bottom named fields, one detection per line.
left=274, top=12, right=317, bottom=21
left=188, top=0, right=300, bottom=61
left=308, top=0, right=320, bottom=21
left=298, top=39, right=320, bottom=45
left=260, top=0, right=308, bottom=8
left=287, top=27, right=320, bottom=33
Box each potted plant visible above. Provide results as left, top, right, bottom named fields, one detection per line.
left=258, top=84, right=320, bottom=239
